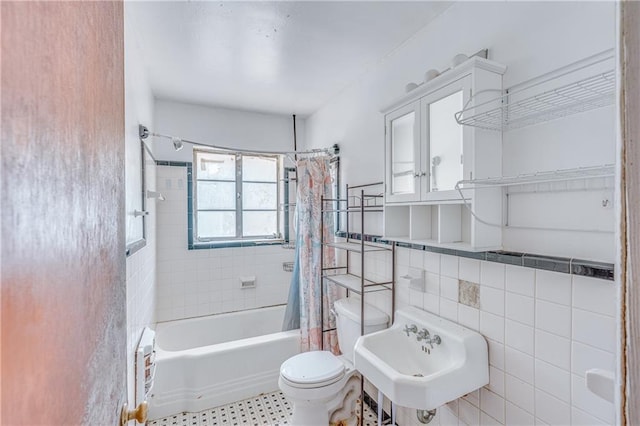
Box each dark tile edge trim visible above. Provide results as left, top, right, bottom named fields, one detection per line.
left=362, top=391, right=392, bottom=424
left=189, top=240, right=285, bottom=250
left=335, top=232, right=614, bottom=281
left=156, top=160, right=193, bottom=167
left=184, top=162, right=284, bottom=250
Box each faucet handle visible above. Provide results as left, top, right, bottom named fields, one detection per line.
left=426, top=334, right=442, bottom=348
left=403, top=324, right=418, bottom=336
left=416, top=328, right=430, bottom=341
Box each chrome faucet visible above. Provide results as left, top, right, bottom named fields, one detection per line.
left=416, top=328, right=430, bottom=341
left=403, top=324, right=418, bottom=336
left=417, top=328, right=442, bottom=348
left=425, top=334, right=442, bottom=348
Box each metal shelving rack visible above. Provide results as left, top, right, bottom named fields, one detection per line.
left=452, top=49, right=616, bottom=212
left=320, top=182, right=395, bottom=426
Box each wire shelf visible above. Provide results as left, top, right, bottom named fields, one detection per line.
left=455, top=50, right=615, bottom=132
left=456, top=164, right=615, bottom=188
left=456, top=69, right=615, bottom=131
left=324, top=241, right=391, bottom=253
left=322, top=273, right=393, bottom=294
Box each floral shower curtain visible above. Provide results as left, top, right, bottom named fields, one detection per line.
left=282, top=156, right=340, bottom=353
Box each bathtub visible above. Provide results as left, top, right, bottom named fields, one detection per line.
left=148, top=305, right=300, bottom=420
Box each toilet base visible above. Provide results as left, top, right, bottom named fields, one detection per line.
left=280, top=369, right=360, bottom=426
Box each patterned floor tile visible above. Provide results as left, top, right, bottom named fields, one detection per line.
left=148, top=389, right=382, bottom=426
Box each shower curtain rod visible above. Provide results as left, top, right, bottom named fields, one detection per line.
left=139, top=125, right=339, bottom=157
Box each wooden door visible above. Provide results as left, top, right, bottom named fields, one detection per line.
left=1, top=2, right=126, bottom=424
left=619, top=2, right=640, bottom=424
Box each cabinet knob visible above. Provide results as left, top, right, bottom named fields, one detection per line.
left=420, top=171, right=427, bottom=177
left=414, top=173, right=420, bottom=178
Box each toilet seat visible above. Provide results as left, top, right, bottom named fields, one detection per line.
left=280, top=351, right=346, bottom=389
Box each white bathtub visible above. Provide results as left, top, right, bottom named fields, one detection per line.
left=148, top=305, right=300, bottom=420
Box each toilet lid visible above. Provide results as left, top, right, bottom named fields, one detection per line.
left=280, top=351, right=345, bottom=386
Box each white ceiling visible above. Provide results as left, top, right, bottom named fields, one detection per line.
left=126, top=1, right=452, bottom=116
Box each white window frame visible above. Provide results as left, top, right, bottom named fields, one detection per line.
left=193, top=148, right=282, bottom=243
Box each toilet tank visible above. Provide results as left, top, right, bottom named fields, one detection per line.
left=334, top=297, right=389, bottom=362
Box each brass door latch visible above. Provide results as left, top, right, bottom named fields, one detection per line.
left=120, top=401, right=148, bottom=425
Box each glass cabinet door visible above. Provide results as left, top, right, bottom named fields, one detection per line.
left=421, top=76, right=470, bottom=201
left=429, top=90, right=463, bottom=192
left=385, top=101, right=421, bottom=203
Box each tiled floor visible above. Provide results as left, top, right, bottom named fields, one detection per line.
left=148, top=390, right=380, bottom=426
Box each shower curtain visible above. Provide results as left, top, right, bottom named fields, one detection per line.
left=282, top=156, right=340, bottom=353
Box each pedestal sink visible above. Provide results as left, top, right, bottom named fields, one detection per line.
left=354, top=306, right=489, bottom=410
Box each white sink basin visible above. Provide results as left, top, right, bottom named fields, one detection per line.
left=354, top=306, right=489, bottom=410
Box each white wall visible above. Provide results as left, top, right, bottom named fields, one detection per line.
left=155, top=165, right=293, bottom=322
left=305, top=2, right=618, bottom=425
left=152, top=99, right=305, bottom=162
left=124, top=5, right=157, bottom=413
left=151, top=100, right=299, bottom=322
left=305, top=1, right=616, bottom=262
left=370, top=248, right=617, bottom=426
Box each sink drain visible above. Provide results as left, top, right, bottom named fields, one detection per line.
left=413, top=373, right=424, bottom=377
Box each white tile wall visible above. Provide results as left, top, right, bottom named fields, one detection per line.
left=375, top=246, right=617, bottom=425
left=506, top=401, right=535, bottom=425
left=536, top=300, right=572, bottom=338
left=459, top=258, right=481, bottom=283
left=488, top=366, right=505, bottom=397
left=441, top=276, right=459, bottom=301
left=481, top=261, right=506, bottom=290
left=126, top=160, right=157, bottom=406
left=155, top=166, right=294, bottom=322
left=481, top=311, right=504, bottom=344
left=458, top=304, right=480, bottom=331
left=480, top=285, right=504, bottom=316
left=441, top=255, right=459, bottom=279
left=535, top=330, right=571, bottom=370
left=535, top=359, right=571, bottom=402
left=535, top=388, right=571, bottom=425
left=506, top=374, right=535, bottom=414
left=506, top=320, right=534, bottom=355
left=505, top=265, right=535, bottom=297
left=506, top=292, right=535, bottom=326
left=536, top=269, right=572, bottom=305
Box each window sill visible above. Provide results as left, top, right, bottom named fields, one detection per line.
left=189, top=239, right=286, bottom=250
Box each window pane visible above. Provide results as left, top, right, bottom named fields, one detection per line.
left=243, top=211, right=277, bottom=237
left=197, top=211, right=236, bottom=239
left=243, top=182, right=277, bottom=210
left=243, top=156, right=277, bottom=181
left=197, top=151, right=236, bottom=180
left=197, top=181, right=236, bottom=210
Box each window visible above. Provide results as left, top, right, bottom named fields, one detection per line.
left=193, top=149, right=281, bottom=242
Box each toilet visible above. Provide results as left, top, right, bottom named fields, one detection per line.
left=279, top=298, right=389, bottom=425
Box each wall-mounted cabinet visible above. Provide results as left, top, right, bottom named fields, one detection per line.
left=384, top=204, right=472, bottom=248
left=382, top=56, right=506, bottom=251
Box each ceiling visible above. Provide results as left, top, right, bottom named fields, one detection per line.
left=126, top=1, right=452, bottom=116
